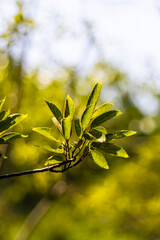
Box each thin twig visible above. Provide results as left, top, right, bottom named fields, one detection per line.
left=0, top=148, right=90, bottom=180
left=0, top=159, right=74, bottom=180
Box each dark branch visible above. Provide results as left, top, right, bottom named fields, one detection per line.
left=0, top=158, right=75, bottom=180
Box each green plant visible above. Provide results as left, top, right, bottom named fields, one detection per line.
left=0, top=82, right=136, bottom=179
left=0, top=97, right=27, bottom=159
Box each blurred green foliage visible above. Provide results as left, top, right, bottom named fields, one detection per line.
left=0, top=1, right=160, bottom=240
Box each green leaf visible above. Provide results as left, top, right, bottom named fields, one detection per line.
left=74, top=139, right=83, bottom=151
left=0, top=113, right=27, bottom=134
left=84, top=132, right=106, bottom=143
left=64, top=95, right=75, bottom=119
left=83, top=144, right=90, bottom=155
left=83, top=133, right=96, bottom=141
left=91, top=110, right=121, bottom=128
left=87, top=82, right=102, bottom=107
left=92, top=142, right=129, bottom=158
left=106, top=130, right=137, bottom=141
left=90, top=126, right=107, bottom=138
left=74, top=119, right=82, bottom=137
left=62, top=116, right=72, bottom=140
left=0, top=98, right=6, bottom=112
left=96, top=134, right=106, bottom=143
left=91, top=103, right=113, bottom=119
left=0, top=109, right=10, bottom=121
left=0, top=153, right=7, bottom=159
left=45, top=99, right=63, bottom=123
left=32, top=127, right=61, bottom=143
left=44, top=155, right=64, bottom=166
left=81, top=104, right=94, bottom=131
left=90, top=150, right=109, bottom=169
left=0, top=132, right=27, bottom=144
left=52, top=117, right=62, bottom=134
left=81, top=82, right=103, bottom=131
left=90, top=126, right=107, bottom=142
left=43, top=145, right=64, bottom=154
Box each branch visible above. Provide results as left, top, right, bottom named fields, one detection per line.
left=0, top=158, right=75, bottom=180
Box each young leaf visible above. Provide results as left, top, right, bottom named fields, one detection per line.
left=0, top=111, right=7, bottom=121
left=91, top=110, right=121, bottom=128
left=42, top=145, right=64, bottom=154
left=45, top=100, right=63, bottom=123
left=91, top=103, right=113, bottom=119
left=106, top=130, right=137, bottom=141
left=0, top=132, right=27, bottom=144
left=52, top=117, right=62, bottom=134
left=0, top=109, right=10, bottom=121
left=0, top=98, right=6, bottom=112
left=90, top=150, right=109, bottom=169
left=83, top=133, right=96, bottom=141
left=81, top=104, right=94, bottom=131
left=87, top=82, right=102, bottom=107
left=64, top=95, right=75, bottom=119
left=96, top=134, right=106, bottom=143
left=44, top=155, right=64, bottom=166
left=0, top=153, right=7, bottom=159
left=32, top=127, right=61, bottom=143
left=83, top=144, right=90, bottom=155
left=90, top=126, right=107, bottom=138
left=0, top=113, right=27, bottom=134
left=74, top=138, right=83, bottom=151
left=74, top=119, right=82, bottom=137
left=84, top=132, right=106, bottom=143
left=62, top=116, right=72, bottom=140
left=92, top=142, right=129, bottom=158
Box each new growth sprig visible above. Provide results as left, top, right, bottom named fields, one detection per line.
left=0, top=82, right=136, bottom=179
left=32, top=82, right=136, bottom=171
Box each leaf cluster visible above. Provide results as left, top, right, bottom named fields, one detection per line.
left=32, top=82, right=136, bottom=171
left=0, top=98, right=27, bottom=159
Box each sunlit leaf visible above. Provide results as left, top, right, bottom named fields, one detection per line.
left=0, top=109, right=10, bottom=122
left=97, top=134, right=106, bottom=143
left=84, top=132, right=106, bottom=143
left=43, top=145, right=64, bottom=154
left=91, top=103, right=113, bottom=119
left=44, top=155, right=64, bottom=166
left=62, top=116, right=72, bottom=140
left=106, top=130, right=137, bottom=141
left=92, top=142, right=129, bottom=158
left=74, top=139, right=83, bottom=151
left=0, top=132, right=27, bottom=144
left=14, top=13, right=23, bottom=24
left=91, top=110, right=121, bottom=128
left=90, top=126, right=107, bottom=138
left=32, top=127, right=61, bottom=143
left=52, top=117, right=62, bottom=134
left=81, top=82, right=102, bottom=131
left=83, top=144, right=90, bottom=155
left=74, top=119, right=82, bottom=137
left=64, top=95, right=75, bottom=119
left=81, top=104, right=94, bottom=131
left=90, top=150, right=109, bottom=169
left=0, top=153, right=7, bottom=159
left=0, top=113, right=27, bottom=134
left=83, top=133, right=96, bottom=141
left=87, top=82, right=102, bottom=107
left=45, top=99, right=63, bottom=123
left=0, top=98, right=6, bottom=112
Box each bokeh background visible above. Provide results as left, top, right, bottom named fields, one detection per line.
left=0, top=1, right=160, bottom=239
